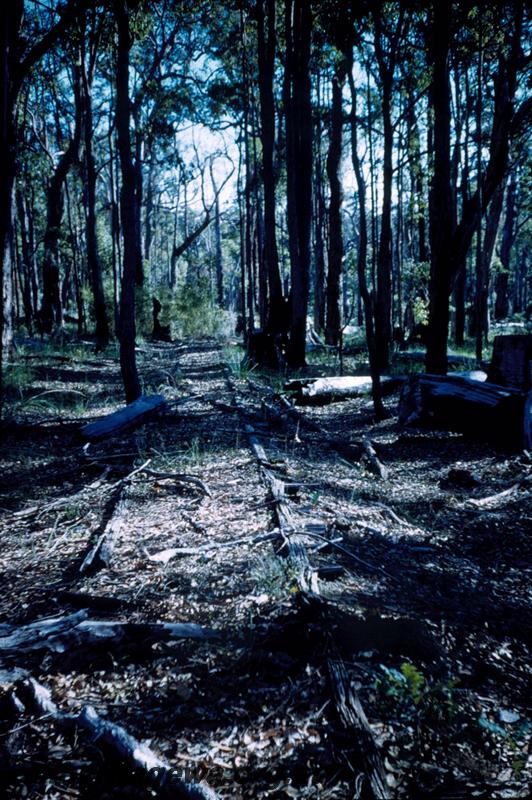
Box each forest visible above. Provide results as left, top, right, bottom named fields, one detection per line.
left=0, top=1, right=531, bottom=798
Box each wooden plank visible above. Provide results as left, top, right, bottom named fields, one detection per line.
left=81, top=394, right=166, bottom=441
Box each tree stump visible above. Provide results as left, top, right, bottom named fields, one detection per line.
left=399, top=374, right=531, bottom=449
left=487, top=334, right=532, bottom=391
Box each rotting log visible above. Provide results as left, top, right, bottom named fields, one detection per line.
left=81, top=394, right=166, bottom=441
left=399, top=374, right=531, bottom=449
left=329, top=658, right=391, bottom=799
left=284, top=375, right=404, bottom=405
left=229, top=379, right=393, bottom=795
left=79, top=484, right=128, bottom=574
left=0, top=611, right=219, bottom=665
left=12, top=678, right=218, bottom=800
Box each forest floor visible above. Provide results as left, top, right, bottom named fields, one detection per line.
left=0, top=337, right=530, bottom=800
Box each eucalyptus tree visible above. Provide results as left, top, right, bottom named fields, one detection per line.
left=284, top=0, right=313, bottom=367
left=114, top=0, right=142, bottom=403
left=426, top=0, right=528, bottom=373
left=1, top=0, right=90, bottom=414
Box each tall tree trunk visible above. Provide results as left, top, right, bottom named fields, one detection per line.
left=15, top=187, right=34, bottom=334
left=40, top=69, right=82, bottom=334
left=426, top=1, right=524, bottom=372
left=347, top=57, right=386, bottom=419
left=1, top=4, right=23, bottom=414
left=313, top=74, right=326, bottom=333
left=133, top=119, right=144, bottom=286
left=325, top=60, right=346, bottom=347
left=214, top=195, right=223, bottom=306
left=240, top=8, right=254, bottom=337
left=285, top=0, right=312, bottom=367
left=495, top=172, right=516, bottom=320
left=426, top=0, right=454, bottom=374
left=373, top=9, right=404, bottom=369
left=114, top=0, right=141, bottom=403
left=79, top=15, right=109, bottom=350
left=257, top=0, right=284, bottom=335
left=478, top=179, right=505, bottom=346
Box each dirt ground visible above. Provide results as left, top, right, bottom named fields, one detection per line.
left=0, top=338, right=530, bottom=799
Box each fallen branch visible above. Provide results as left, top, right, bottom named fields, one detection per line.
left=13, top=678, right=218, bottom=800
left=140, top=467, right=211, bottom=497
left=143, top=532, right=278, bottom=565
left=81, top=394, right=167, bottom=441
left=328, top=659, right=391, bottom=799
left=0, top=611, right=219, bottom=665
left=464, top=474, right=532, bottom=510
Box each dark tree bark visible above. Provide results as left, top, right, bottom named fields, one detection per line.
left=1, top=3, right=26, bottom=406
left=257, top=0, right=284, bottom=335
left=325, top=60, right=346, bottom=347
left=475, top=179, right=505, bottom=357
left=313, top=102, right=326, bottom=333
left=114, top=0, right=141, bottom=403
left=347, top=58, right=386, bottom=419
left=214, top=195, right=223, bottom=306
left=425, top=0, right=454, bottom=374
left=40, top=66, right=82, bottom=334
left=79, top=9, right=109, bottom=350
left=15, top=188, right=34, bottom=334
left=373, top=7, right=405, bottom=369
left=284, top=0, right=313, bottom=367
left=1, top=1, right=86, bottom=414
left=426, top=1, right=525, bottom=373
left=495, top=172, right=516, bottom=320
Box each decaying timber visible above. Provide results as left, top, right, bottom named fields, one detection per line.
left=487, top=334, right=532, bottom=391
left=285, top=374, right=404, bottom=405
left=399, top=374, right=531, bottom=449
left=11, top=678, right=217, bottom=800
left=0, top=610, right=219, bottom=665
left=81, top=394, right=166, bottom=441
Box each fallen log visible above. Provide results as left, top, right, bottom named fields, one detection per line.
left=13, top=678, right=218, bottom=800
left=328, top=658, right=390, bottom=799
left=0, top=611, right=219, bottom=665
left=81, top=394, right=167, bottom=441
left=398, top=374, right=531, bottom=449
left=79, top=480, right=131, bottom=574
left=284, top=375, right=404, bottom=405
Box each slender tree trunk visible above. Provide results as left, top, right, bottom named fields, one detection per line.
left=495, top=172, right=516, bottom=320
left=257, top=0, right=284, bottom=336
left=40, top=72, right=81, bottom=334
left=16, top=188, right=34, bottom=334
left=325, top=61, right=346, bottom=347
left=313, top=74, right=326, bottom=333
left=478, top=179, right=505, bottom=343
left=347, top=58, right=386, bottom=419
left=79, top=20, right=109, bottom=350
left=285, top=0, right=312, bottom=367
left=426, top=0, right=454, bottom=374
left=240, top=8, right=254, bottom=337
left=114, top=0, right=141, bottom=403
left=214, top=195, right=223, bottom=306
left=373, top=9, right=404, bottom=369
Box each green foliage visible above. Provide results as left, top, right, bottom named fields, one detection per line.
left=374, top=662, right=459, bottom=725
left=2, top=363, right=36, bottom=399
left=251, top=554, right=300, bottom=598
left=172, top=279, right=234, bottom=339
